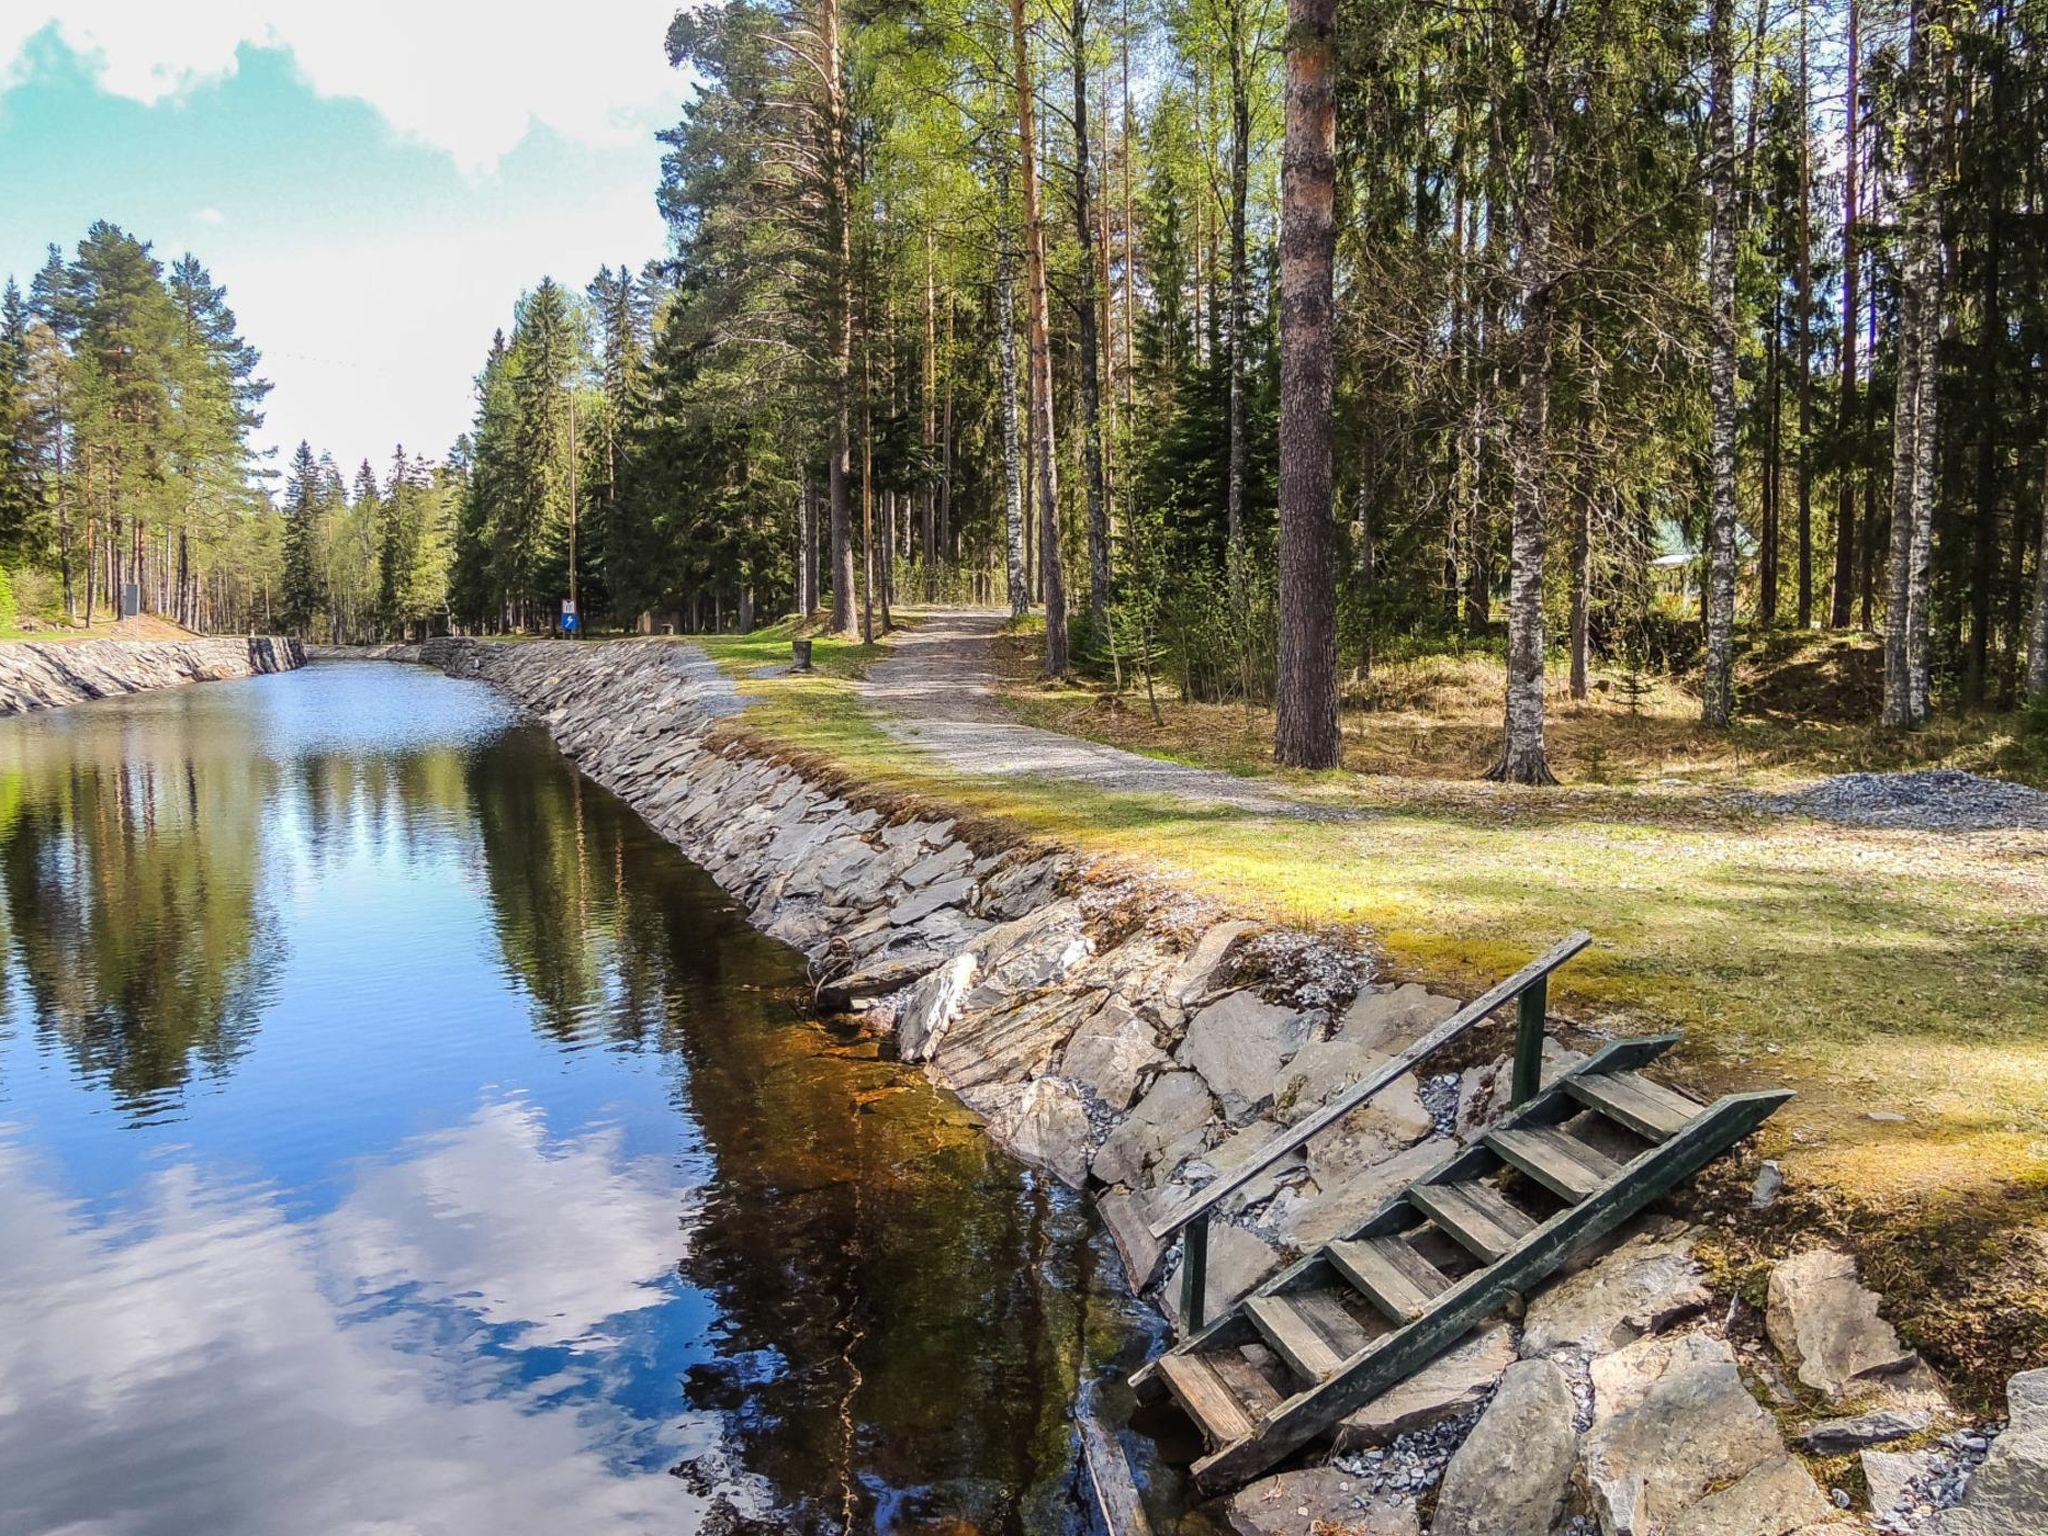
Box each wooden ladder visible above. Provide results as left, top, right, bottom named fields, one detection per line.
left=1131, top=1032, right=1791, bottom=1492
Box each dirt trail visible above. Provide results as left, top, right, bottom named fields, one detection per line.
left=863, top=608, right=1347, bottom=819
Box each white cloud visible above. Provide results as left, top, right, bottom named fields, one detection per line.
left=4, top=2, right=686, bottom=175
left=196, top=206, right=223, bottom=223
left=0, top=1102, right=715, bottom=1535
left=222, top=176, right=666, bottom=469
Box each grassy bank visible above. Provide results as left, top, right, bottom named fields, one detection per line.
left=694, top=616, right=2048, bottom=1402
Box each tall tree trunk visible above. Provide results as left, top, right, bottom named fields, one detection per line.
left=1703, top=0, right=1741, bottom=728
left=1273, top=0, right=1341, bottom=769
left=1965, top=0, right=2008, bottom=703
left=941, top=297, right=956, bottom=561
left=1072, top=0, right=1111, bottom=629
left=1762, top=299, right=1781, bottom=627
left=2028, top=441, right=2048, bottom=700
left=924, top=235, right=940, bottom=603
left=823, top=0, right=857, bottom=636
left=1830, top=0, right=1861, bottom=628
left=1489, top=0, right=1563, bottom=782
left=1225, top=0, right=1251, bottom=553
left=1011, top=0, right=1068, bottom=674
left=997, top=161, right=1029, bottom=622
left=1569, top=328, right=1600, bottom=701
left=1794, top=0, right=1815, bottom=628
left=1885, top=0, right=1944, bottom=727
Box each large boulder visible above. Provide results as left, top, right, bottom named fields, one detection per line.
left=1580, top=1330, right=1830, bottom=1536
left=1935, top=1420, right=2048, bottom=1535
left=1058, top=996, right=1169, bottom=1110
left=1333, top=1323, right=1516, bottom=1448
left=1169, top=920, right=1260, bottom=1009
left=1176, top=990, right=1312, bottom=1117
left=895, top=953, right=977, bottom=1060
left=2009, top=1366, right=2048, bottom=1429
left=971, top=1077, right=1093, bottom=1188
left=960, top=899, right=1095, bottom=1011
left=1522, top=1223, right=1711, bottom=1359
left=1432, top=1357, right=1579, bottom=1536
left=1765, top=1247, right=1946, bottom=1407
left=1268, top=1138, right=1450, bottom=1253
left=1336, top=982, right=1459, bottom=1051
left=1162, top=1221, right=1282, bottom=1328
left=1224, top=1468, right=1419, bottom=1536
left=1092, top=1071, right=1218, bottom=1187
left=1098, top=1186, right=1169, bottom=1289
left=932, top=988, right=1104, bottom=1090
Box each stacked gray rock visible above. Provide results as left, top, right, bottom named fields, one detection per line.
left=0, top=636, right=303, bottom=714
left=410, top=639, right=2033, bottom=1536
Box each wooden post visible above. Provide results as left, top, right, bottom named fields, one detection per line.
left=1512, top=975, right=1548, bottom=1107
left=1180, top=1214, right=1210, bottom=1333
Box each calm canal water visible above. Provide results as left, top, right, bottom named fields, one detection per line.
left=0, top=661, right=1176, bottom=1536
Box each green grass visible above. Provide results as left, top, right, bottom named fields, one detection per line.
left=684, top=617, right=2048, bottom=1216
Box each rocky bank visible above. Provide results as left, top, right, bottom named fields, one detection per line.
left=400, top=637, right=2035, bottom=1536
left=0, top=635, right=303, bottom=715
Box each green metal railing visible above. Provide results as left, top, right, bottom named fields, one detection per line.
left=1149, top=931, right=1592, bottom=1332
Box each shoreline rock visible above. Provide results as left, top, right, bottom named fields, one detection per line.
left=0, top=635, right=302, bottom=714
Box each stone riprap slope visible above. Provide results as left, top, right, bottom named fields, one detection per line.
left=416, top=637, right=2034, bottom=1535
left=0, top=636, right=303, bottom=715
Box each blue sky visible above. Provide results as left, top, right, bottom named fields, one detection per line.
left=0, top=8, right=685, bottom=480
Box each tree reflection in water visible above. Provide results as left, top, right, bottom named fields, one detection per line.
left=0, top=663, right=1173, bottom=1536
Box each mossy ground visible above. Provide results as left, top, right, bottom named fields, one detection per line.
left=695, top=613, right=2048, bottom=1395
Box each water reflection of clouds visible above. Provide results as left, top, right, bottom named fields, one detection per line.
left=0, top=1096, right=706, bottom=1536
left=325, top=1095, right=686, bottom=1348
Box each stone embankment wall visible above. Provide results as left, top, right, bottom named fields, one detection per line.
left=0, top=636, right=303, bottom=716
left=412, top=638, right=2031, bottom=1536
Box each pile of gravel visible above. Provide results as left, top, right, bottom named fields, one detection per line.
left=1746, top=769, right=2048, bottom=831
left=1332, top=1401, right=1486, bottom=1506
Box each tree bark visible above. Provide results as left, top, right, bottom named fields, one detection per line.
left=1829, top=0, right=1860, bottom=629
left=2028, top=441, right=2048, bottom=700
left=1488, top=0, right=1562, bottom=782
left=996, top=160, right=1029, bottom=622
left=1569, top=328, right=1599, bottom=702
left=1010, top=0, right=1068, bottom=674
left=1225, top=0, right=1251, bottom=554
left=1794, top=0, right=1815, bottom=628
left=1702, top=0, right=1741, bottom=729
left=1885, top=0, right=1944, bottom=727
left=822, top=0, right=857, bottom=636
left=1072, top=0, right=1112, bottom=629
left=1273, top=0, right=1341, bottom=769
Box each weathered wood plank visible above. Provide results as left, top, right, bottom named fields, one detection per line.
left=1488, top=1124, right=1622, bottom=1201
left=1328, top=1237, right=1448, bottom=1323
left=1566, top=1070, right=1700, bottom=1140
left=1185, top=1089, right=1794, bottom=1492
left=1158, top=1352, right=1257, bottom=1445
left=1246, top=1295, right=1346, bottom=1382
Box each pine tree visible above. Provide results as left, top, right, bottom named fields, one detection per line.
left=279, top=442, right=321, bottom=636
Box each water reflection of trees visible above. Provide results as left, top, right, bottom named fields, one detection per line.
left=463, top=756, right=1092, bottom=1534
left=0, top=715, right=278, bottom=1115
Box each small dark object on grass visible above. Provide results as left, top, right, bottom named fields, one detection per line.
left=792, top=639, right=813, bottom=672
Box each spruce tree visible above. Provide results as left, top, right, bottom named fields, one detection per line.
left=279, top=442, right=321, bottom=637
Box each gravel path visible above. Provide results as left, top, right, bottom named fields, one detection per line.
left=1746, top=769, right=2048, bottom=832
left=864, top=609, right=1347, bottom=819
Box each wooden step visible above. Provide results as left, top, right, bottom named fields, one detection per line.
left=1246, top=1294, right=1347, bottom=1381
left=1210, top=1347, right=1286, bottom=1421
left=1158, top=1351, right=1262, bottom=1445
left=1487, top=1124, right=1624, bottom=1202
left=1329, top=1236, right=1454, bottom=1323
left=1407, top=1179, right=1537, bottom=1263
left=1566, top=1070, right=1702, bottom=1141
